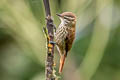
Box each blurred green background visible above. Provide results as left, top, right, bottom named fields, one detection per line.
left=0, top=0, right=120, bottom=80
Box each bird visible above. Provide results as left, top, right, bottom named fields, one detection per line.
left=55, top=12, right=76, bottom=73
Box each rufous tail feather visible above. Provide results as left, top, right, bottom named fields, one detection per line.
left=59, top=55, right=66, bottom=73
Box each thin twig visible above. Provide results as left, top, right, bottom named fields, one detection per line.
left=43, top=0, right=56, bottom=80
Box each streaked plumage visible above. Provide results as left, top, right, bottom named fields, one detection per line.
left=55, top=12, right=76, bottom=73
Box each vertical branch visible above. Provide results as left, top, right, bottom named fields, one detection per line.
left=43, top=0, right=55, bottom=80
left=43, top=0, right=51, bottom=16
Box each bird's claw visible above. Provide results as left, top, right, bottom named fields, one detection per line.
left=49, top=41, right=56, bottom=45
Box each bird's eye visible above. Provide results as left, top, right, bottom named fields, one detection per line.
left=64, top=16, right=74, bottom=21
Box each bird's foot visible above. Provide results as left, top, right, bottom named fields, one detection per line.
left=49, top=41, right=56, bottom=45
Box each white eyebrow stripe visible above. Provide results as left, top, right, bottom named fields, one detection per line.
left=64, top=16, right=75, bottom=20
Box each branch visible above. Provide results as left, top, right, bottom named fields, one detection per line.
left=43, top=0, right=56, bottom=80
left=43, top=0, right=51, bottom=16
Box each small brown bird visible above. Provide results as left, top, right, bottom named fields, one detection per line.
left=55, top=12, right=76, bottom=73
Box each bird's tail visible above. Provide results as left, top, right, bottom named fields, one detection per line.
left=59, top=54, right=66, bottom=73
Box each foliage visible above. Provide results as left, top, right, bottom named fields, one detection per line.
left=0, top=0, right=120, bottom=80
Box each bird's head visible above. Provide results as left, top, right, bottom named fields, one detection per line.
left=56, top=12, right=76, bottom=27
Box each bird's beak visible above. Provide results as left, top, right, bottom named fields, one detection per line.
left=56, top=13, right=62, bottom=17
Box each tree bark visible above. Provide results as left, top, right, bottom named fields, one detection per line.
left=43, top=0, right=55, bottom=80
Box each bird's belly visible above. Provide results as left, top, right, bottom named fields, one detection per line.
left=55, top=27, right=68, bottom=45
